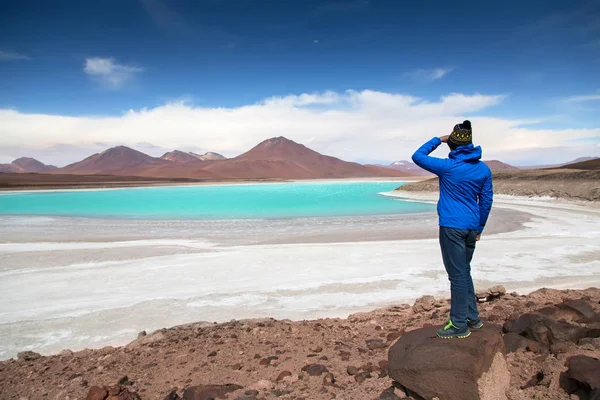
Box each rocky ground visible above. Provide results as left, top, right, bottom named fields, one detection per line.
left=397, top=170, right=600, bottom=201
left=1, top=287, right=599, bottom=400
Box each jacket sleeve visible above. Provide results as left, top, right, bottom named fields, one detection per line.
left=411, top=137, right=450, bottom=176
left=477, top=173, right=494, bottom=233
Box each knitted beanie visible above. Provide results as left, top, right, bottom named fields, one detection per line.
left=449, top=120, right=472, bottom=146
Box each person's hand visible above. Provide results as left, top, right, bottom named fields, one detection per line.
left=476, top=234, right=481, bottom=241
left=440, top=135, right=450, bottom=143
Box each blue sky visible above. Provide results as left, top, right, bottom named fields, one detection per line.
left=0, top=0, right=599, bottom=166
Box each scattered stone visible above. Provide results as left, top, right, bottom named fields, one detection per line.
left=163, top=390, right=180, bottom=400
left=388, top=324, right=509, bottom=400
left=310, top=346, right=323, bottom=353
left=386, top=331, right=402, bottom=342
left=378, top=360, right=389, bottom=378
left=559, top=355, right=600, bottom=399
left=259, top=356, right=278, bottom=366
left=347, top=366, right=359, bottom=376
left=503, top=332, right=542, bottom=354
left=476, top=285, right=506, bottom=302
left=366, top=339, right=387, bottom=350
left=354, top=371, right=371, bottom=383
left=231, top=363, right=243, bottom=370
left=322, top=372, right=335, bottom=385
left=413, top=295, right=435, bottom=313
left=276, top=371, right=292, bottom=381
left=118, top=375, right=132, bottom=386
left=301, top=364, right=329, bottom=376
left=521, top=371, right=544, bottom=389
left=207, top=351, right=217, bottom=357
left=137, top=331, right=147, bottom=339
left=339, top=350, right=351, bottom=361
left=503, top=312, right=588, bottom=347
left=17, top=351, right=42, bottom=362
left=86, top=386, right=108, bottom=400
left=182, top=384, right=243, bottom=400
left=378, top=386, right=403, bottom=400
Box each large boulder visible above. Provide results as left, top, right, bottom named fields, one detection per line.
left=537, top=299, right=600, bottom=324
left=502, top=312, right=589, bottom=348
left=388, top=324, right=509, bottom=400
left=559, top=355, right=600, bottom=399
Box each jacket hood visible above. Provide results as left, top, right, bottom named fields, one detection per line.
left=449, top=143, right=482, bottom=162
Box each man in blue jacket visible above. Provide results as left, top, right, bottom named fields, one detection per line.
left=412, top=120, right=493, bottom=339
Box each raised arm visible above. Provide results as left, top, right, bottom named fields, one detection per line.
left=411, top=137, right=451, bottom=176
left=477, top=173, right=494, bottom=233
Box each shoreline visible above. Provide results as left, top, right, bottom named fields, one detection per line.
left=0, top=176, right=427, bottom=193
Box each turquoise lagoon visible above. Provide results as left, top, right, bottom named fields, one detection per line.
left=0, top=181, right=433, bottom=219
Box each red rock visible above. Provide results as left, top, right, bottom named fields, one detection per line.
left=559, top=355, right=600, bottom=398
left=17, top=351, right=42, bottom=361
left=388, top=324, right=509, bottom=400
left=413, top=296, right=435, bottom=312
left=347, top=366, right=359, bottom=375
left=301, top=364, right=329, bottom=376
left=354, top=372, right=371, bottom=383
left=86, top=386, right=108, bottom=400
left=386, top=331, right=402, bottom=342
left=366, top=339, right=387, bottom=350
left=276, top=371, right=292, bottom=381
left=182, top=384, right=243, bottom=400
left=322, top=372, right=335, bottom=385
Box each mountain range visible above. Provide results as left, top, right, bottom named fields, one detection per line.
left=2, top=137, right=407, bottom=179
left=2, top=138, right=598, bottom=179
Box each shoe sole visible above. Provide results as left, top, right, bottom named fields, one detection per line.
left=437, top=331, right=472, bottom=339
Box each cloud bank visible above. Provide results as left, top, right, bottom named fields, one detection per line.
left=0, top=90, right=598, bottom=166
left=84, top=57, right=144, bottom=89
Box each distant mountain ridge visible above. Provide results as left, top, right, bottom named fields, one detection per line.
left=559, top=158, right=600, bottom=171
left=14, top=137, right=414, bottom=179
left=60, top=146, right=167, bottom=175
left=382, top=159, right=519, bottom=174
left=161, top=151, right=226, bottom=163
left=0, top=157, right=57, bottom=173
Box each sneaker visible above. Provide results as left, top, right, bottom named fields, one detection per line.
left=437, top=320, right=471, bottom=339
left=467, top=319, right=484, bottom=329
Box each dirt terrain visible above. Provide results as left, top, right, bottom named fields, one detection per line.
left=397, top=169, right=600, bottom=201
left=1, top=287, right=599, bottom=400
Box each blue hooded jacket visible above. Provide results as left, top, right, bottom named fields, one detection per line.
left=412, top=137, right=493, bottom=233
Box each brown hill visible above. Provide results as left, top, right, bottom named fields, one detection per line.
left=201, top=137, right=409, bottom=179
left=12, top=157, right=58, bottom=172
left=160, top=150, right=201, bottom=163
left=559, top=158, right=600, bottom=170
left=519, top=157, right=598, bottom=170
left=483, top=160, right=519, bottom=171
left=0, top=157, right=57, bottom=173
left=58, top=146, right=168, bottom=175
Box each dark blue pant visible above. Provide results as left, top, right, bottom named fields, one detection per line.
left=439, top=226, right=479, bottom=327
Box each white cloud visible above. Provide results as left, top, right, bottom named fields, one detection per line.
left=0, top=50, right=30, bottom=61
left=84, top=57, right=144, bottom=89
left=0, top=90, right=598, bottom=166
left=564, top=94, right=600, bottom=103
left=405, top=68, right=453, bottom=82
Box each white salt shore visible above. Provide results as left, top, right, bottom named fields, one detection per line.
left=0, top=193, right=598, bottom=359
